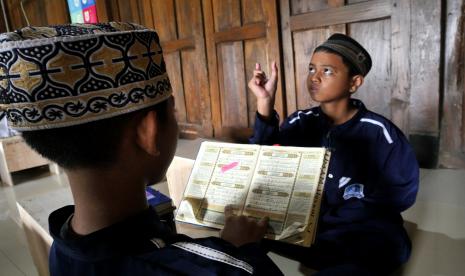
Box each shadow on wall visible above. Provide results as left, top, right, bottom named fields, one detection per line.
left=394, top=221, right=465, bottom=276
left=409, top=135, right=439, bottom=169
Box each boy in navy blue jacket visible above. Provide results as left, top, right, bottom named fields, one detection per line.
left=248, top=33, right=419, bottom=275
left=0, top=23, right=282, bottom=275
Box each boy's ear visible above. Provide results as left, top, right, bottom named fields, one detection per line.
left=349, top=75, right=364, bottom=94
left=136, top=110, right=160, bottom=156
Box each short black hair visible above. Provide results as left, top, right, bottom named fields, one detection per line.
left=314, top=46, right=361, bottom=77
left=22, top=100, right=169, bottom=169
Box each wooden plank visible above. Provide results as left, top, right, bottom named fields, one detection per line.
left=408, top=0, right=441, bottom=135
left=129, top=0, right=141, bottom=24
left=17, top=203, right=53, bottom=275
left=139, top=0, right=155, bottom=28
left=95, top=0, right=110, bottom=22
left=280, top=0, right=298, bottom=114
left=290, top=0, right=392, bottom=31
left=5, top=0, right=26, bottom=29
left=439, top=0, right=465, bottom=167
left=213, top=22, right=266, bottom=43
left=328, top=0, right=346, bottom=34
left=178, top=123, right=203, bottom=139
left=152, top=0, right=188, bottom=125
left=390, top=0, right=411, bottom=134
left=176, top=0, right=207, bottom=129
left=203, top=0, right=222, bottom=137
left=243, top=0, right=266, bottom=126
left=214, top=0, right=248, bottom=129
left=45, top=0, right=69, bottom=25
left=107, top=0, right=121, bottom=21
left=262, top=0, right=284, bottom=121
left=179, top=0, right=212, bottom=136
left=24, top=0, right=47, bottom=26
left=0, top=140, right=13, bottom=186
left=290, top=0, right=329, bottom=15
left=162, top=38, right=196, bottom=54
left=349, top=19, right=391, bottom=118
left=117, top=0, right=140, bottom=22
left=293, top=29, right=326, bottom=110
left=0, top=0, right=9, bottom=32
left=2, top=137, right=49, bottom=173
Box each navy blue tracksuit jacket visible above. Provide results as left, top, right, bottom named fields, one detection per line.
left=250, top=99, right=419, bottom=275
left=49, top=206, right=282, bottom=275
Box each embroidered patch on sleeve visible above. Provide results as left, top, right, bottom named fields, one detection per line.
left=343, top=183, right=364, bottom=200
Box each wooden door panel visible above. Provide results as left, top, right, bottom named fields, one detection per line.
left=293, top=29, right=327, bottom=110
left=243, top=0, right=267, bottom=126
left=4, top=0, right=69, bottom=30
left=151, top=0, right=212, bottom=137
left=213, top=0, right=247, bottom=129
left=349, top=19, right=391, bottom=118
left=244, top=37, right=268, bottom=126
left=291, top=0, right=332, bottom=14
left=409, top=0, right=441, bottom=134
left=177, top=0, right=209, bottom=127
left=151, top=0, right=188, bottom=125
left=439, top=0, right=465, bottom=168
left=204, top=0, right=282, bottom=139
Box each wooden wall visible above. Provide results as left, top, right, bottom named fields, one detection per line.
left=439, top=0, right=465, bottom=168
left=0, top=0, right=69, bottom=30
left=0, top=0, right=464, bottom=168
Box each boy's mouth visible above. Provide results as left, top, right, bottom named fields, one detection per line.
left=310, top=84, right=319, bottom=93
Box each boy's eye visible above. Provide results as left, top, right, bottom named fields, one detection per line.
left=308, top=66, right=315, bottom=74
left=323, top=68, right=333, bottom=76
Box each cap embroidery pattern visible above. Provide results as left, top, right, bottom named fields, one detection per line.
left=0, top=22, right=172, bottom=130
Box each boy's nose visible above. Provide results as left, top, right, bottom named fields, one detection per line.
left=311, top=72, right=321, bottom=83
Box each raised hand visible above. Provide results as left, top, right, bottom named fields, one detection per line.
left=220, top=205, right=269, bottom=247
left=248, top=61, right=278, bottom=119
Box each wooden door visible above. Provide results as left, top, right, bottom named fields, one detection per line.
left=203, top=0, right=282, bottom=140
left=151, top=1, right=212, bottom=137
left=439, top=0, right=465, bottom=168
left=281, top=0, right=413, bottom=134
left=1, top=0, right=69, bottom=31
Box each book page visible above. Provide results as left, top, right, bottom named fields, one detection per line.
left=242, top=146, right=327, bottom=240
left=175, top=142, right=330, bottom=246
left=176, top=142, right=260, bottom=228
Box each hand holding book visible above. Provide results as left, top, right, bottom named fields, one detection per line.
left=220, top=205, right=270, bottom=247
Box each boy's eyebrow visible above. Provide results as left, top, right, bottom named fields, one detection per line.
left=309, top=63, right=336, bottom=68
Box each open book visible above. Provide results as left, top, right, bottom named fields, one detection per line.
left=175, top=141, right=331, bottom=247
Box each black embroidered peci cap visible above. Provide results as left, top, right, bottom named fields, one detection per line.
left=315, top=33, right=372, bottom=76
left=0, top=22, right=172, bottom=131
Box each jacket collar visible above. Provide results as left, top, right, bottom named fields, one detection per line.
left=315, top=99, right=368, bottom=133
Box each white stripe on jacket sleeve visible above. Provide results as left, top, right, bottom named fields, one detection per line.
left=172, top=242, right=253, bottom=274
left=360, top=118, right=394, bottom=144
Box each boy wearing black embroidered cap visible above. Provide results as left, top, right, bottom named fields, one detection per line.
left=0, top=23, right=282, bottom=275
left=249, top=33, right=418, bottom=275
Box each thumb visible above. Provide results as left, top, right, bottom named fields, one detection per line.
left=224, top=205, right=234, bottom=217
left=270, top=61, right=278, bottom=80
left=258, top=216, right=269, bottom=228
left=255, top=62, right=261, bottom=71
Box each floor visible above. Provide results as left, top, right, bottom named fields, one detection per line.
left=0, top=138, right=464, bottom=276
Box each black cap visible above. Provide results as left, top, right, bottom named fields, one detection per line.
left=316, top=33, right=372, bottom=76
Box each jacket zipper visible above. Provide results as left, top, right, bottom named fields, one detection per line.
left=326, top=130, right=333, bottom=151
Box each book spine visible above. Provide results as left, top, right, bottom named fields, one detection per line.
left=303, top=149, right=331, bottom=247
